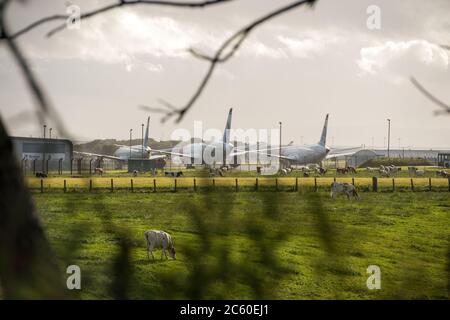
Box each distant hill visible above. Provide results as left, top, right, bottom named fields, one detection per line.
left=74, top=138, right=181, bottom=155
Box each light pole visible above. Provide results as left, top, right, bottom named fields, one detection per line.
left=129, top=129, right=133, bottom=158
left=387, top=119, right=391, bottom=159
left=49, top=128, right=52, bottom=139
left=279, top=121, right=282, bottom=170
left=43, top=124, right=47, bottom=173
left=141, top=123, right=144, bottom=159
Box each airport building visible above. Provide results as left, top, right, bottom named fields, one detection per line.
left=11, top=136, right=73, bottom=174
left=331, top=148, right=450, bottom=168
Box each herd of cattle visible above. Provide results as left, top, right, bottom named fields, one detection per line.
left=35, top=164, right=449, bottom=179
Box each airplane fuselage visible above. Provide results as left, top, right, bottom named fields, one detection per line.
left=174, top=141, right=234, bottom=165
left=280, top=143, right=329, bottom=165
left=114, top=145, right=149, bottom=160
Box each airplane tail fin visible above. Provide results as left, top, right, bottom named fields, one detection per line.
left=143, top=116, right=150, bottom=148
left=319, top=114, right=329, bottom=146
left=222, top=108, right=233, bottom=144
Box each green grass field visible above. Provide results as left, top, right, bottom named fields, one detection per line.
left=33, top=191, right=450, bottom=299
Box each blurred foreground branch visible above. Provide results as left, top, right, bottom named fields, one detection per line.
left=0, top=116, right=65, bottom=298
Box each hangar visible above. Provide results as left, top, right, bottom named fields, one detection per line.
left=11, top=136, right=73, bottom=174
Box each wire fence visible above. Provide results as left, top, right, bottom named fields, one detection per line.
left=26, top=176, right=450, bottom=193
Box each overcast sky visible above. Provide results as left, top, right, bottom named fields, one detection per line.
left=1, top=0, right=449, bottom=148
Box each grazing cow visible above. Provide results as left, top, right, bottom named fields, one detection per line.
left=408, top=166, right=425, bottom=176
left=408, top=166, right=418, bottom=176
left=330, top=182, right=359, bottom=199
left=35, top=172, right=47, bottom=178
left=303, top=172, right=310, bottom=177
left=144, top=230, right=176, bottom=260
left=379, top=169, right=390, bottom=177
left=347, top=166, right=357, bottom=174
left=210, top=168, right=224, bottom=177
left=164, top=171, right=184, bottom=177
left=316, top=167, right=327, bottom=175
left=94, top=168, right=104, bottom=176
left=436, top=170, right=450, bottom=178
left=336, top=167, right=348, bottom=174
left=308, top=164, right=320, bottom=170
left=132, top=170, right=139, bottom=177
left=280, top=168, right=288, bottom=175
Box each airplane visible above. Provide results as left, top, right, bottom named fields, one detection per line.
left=73, top=117, right=166, bottom=161
left=153, top=108, right=234, bottom=167
left=242, top=114, right=361, bottom=167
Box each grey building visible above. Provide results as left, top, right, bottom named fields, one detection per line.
left=11, top=136, right=73, bottom=173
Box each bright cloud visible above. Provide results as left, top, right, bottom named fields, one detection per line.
left=357, top=40, right=449, bottom=81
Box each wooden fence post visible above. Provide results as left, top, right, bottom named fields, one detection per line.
left=428, top=178, right=432, bottom=191
left=448, top=177, right=450, bottom=192
left=410, top=178, right=414, bottom=192
left=255, top=178, right=258, bottom=191
left=111, top=178, right=114, bottom=192
left=40, top=179, right=43, bottom=193
left=153, top=179, right=156, bottom=192
left=174, top=179, right=177, bottom=192
left=212, top=178, right=215, bottom=191
left=392, top=178, right=395, bottom=192
left=275, top=178, right=278, bottom=192
left=89, top=179, right=92, bottom=192
left=64, top=179, right=67, bottom=193
left=193, top=178, right=197, bottom=192
left=372, top=177, right=378, bottom=192
left=235, top=178, right=238, bottom=192
left=295, top=177, right=298, bottom=192
left=131, top=179, right=134, bottom=192
left=352, top=177, right=355, bottom=186
left=314, top=177, right=317, bottom=192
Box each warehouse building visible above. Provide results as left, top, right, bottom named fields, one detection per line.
left=11, top=136, right=73, bottom=174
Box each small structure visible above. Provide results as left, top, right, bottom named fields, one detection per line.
left=11, top=136, right=73, bottom=174
left=437, top=153, right=450, bottom=168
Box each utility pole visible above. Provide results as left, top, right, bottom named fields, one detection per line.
left=129, top=129, right=133, bottom=159
left=43, top=124, right=47, bottom=173
left=49, top=128, right=52, bottom=139
left=279, top=121, right=282, bottom=170
left=387, top=119, right=391, bottom=159
left=141, top=123, right=144, bottom=159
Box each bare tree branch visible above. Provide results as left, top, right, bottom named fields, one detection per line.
left=410, top=76, right=450, bottom=116
left=145, top=0, right=317, bottom=122
left=0, top=0, right=70, bottom=137
left=10, top=0, right=234, bottom=39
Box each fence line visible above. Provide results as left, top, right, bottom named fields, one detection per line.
left=29, top=177, right=450, bottom=194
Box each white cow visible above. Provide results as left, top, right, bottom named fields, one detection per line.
left=144, top=230, right=176, bottom=260
left=379, top=169, right=390, bottom=177
left=330, top=182, right=359, bottom=199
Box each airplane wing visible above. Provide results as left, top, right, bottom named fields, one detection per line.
left=148, top=154, right=167, bottom=160
left=325, top=147, right=363, bottom=159
left=73, top=151, right=123, bottom=161
left=151, top=148, right=193, bottom=158
left=229, top=149, right=296, bottom=161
